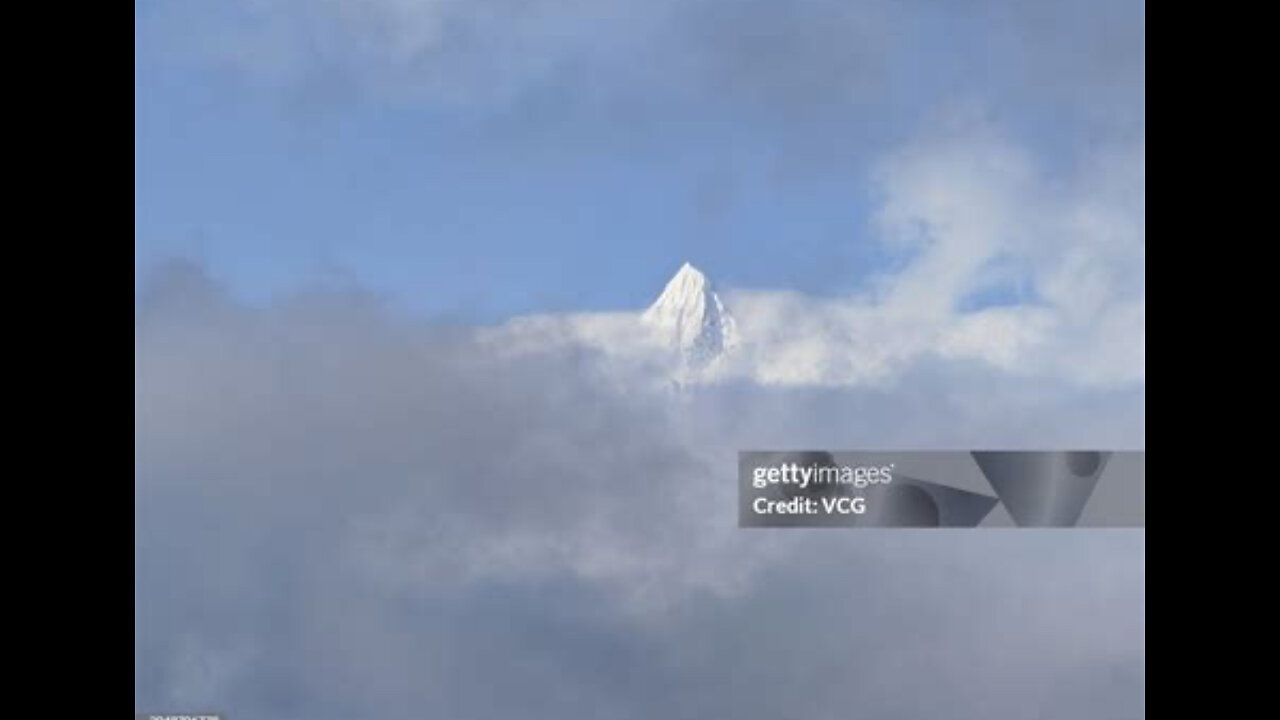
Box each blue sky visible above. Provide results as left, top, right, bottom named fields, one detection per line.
left=135, top=0, right=1143, bottom=322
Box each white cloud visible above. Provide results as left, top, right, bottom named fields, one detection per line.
left=862, top=121, right=1145, bottom=385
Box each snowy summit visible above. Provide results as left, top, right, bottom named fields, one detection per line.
left=642, top=262, right=738, bottom=369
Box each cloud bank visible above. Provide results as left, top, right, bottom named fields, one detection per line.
left=136, top=263, right=1144, bottom=719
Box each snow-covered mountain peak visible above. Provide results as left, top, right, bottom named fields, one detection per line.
left=642, top=263, right=738, bottom=368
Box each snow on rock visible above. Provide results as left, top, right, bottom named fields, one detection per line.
left=641, top=262, right=738, bottom=371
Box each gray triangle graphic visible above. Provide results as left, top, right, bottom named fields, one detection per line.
left=972, top=452, right=1110, bottom=527
left=858, top=477, right=998, bottom=527
left=904, top=477, right=1000, bottom=527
